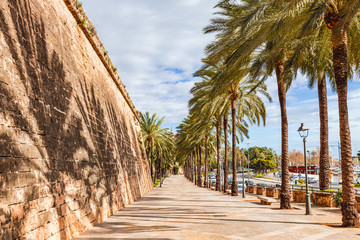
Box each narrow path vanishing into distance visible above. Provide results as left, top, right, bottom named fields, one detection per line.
left=77, top=175, right=360, bottom=240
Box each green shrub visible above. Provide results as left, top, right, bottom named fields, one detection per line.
left=79, top=19, right=86, bottom=26
left=153, top=178, right=162, bottom=187
left=75, top=0, right=82, bottom=8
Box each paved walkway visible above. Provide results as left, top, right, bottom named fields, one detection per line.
left=77, top=175, right=360, bottom=240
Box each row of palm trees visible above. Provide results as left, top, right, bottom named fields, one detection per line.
left=177, top=0, right=360, bottom=227
left=140, top=112, right=174, bottom=183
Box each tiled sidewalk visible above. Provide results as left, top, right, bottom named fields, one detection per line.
left=77, top=175, right=360, bottom=240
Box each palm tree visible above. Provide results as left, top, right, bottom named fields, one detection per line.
left=216, top=74, right=270, bottom=196
left=153, top=128, right=175, bottom=180
left=207, top=0, right=359, bottom=225
left=193, top=59, right=270, bottom=195
left=284, top=29, right=335, bottom=190
left=202, top=0, right=294, bottom=207
left=140, top=112, right=174, bottom=183
left=275, top=0, right=360, bottom=225
left=223, top=115, right=229, bottom=192
left=304, top=1, right=360, bottom=226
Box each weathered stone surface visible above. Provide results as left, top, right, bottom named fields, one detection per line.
left=313, top=191, right=337, bottom=207
left=247, top=185, right=255, bottom=194
left=265, top=187, right=277, bottom=197
left=293, top=190, right=307, bottom=203
left=0, top=0, right=152, bottom=239
left=256, top=186, right=265, bottom=195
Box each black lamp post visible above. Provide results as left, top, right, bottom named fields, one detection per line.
left=246, top=142, right=250, bottom=182
left=298, top=123, right=312, bottom=215
left=241, top=150, right=245, bottom=198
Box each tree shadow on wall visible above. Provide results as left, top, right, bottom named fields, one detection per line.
left=75, top=81, right=142, bottom=213
left=0, top=1, right=94, bottom=238
left=0, top=0, right=144, bottom=238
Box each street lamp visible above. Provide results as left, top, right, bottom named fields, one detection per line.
left=298, top=123, right=311, bottom=215
left=246, top=142, right=250, bottom=182
left=241, top=150, right=246, bottom=198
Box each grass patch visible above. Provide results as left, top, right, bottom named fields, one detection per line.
left=322, top=189, right=342, bottom=193
left=253, top=174, right=273, bottom=180
left=292, top=184, right=306, bottom=187
left=153, top=177, right=163, bottom=187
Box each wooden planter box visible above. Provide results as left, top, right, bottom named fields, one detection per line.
left=248, top=185, right=255, bottom=194
left=312, top=192, right=337, bottom=207
left=256, top=186, right=266, bottom=195
left=355, top=195, right=360, bottom=212
left=293, top=190, right=307, bottom=203
left=266, top=187, right=277, bottom=197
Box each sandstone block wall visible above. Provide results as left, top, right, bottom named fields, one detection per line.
left=0, top=0, right=152, bottom=239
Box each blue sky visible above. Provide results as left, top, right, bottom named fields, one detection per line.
left=81, top=0, right=360, bottom=157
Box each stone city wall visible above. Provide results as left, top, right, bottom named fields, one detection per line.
left=0, top=0, right=152, bottom=239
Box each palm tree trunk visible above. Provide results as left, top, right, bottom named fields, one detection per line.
left=156, top=150, right=161, bottom=181
left=231, top=95, right=238, bottom=196
left=216, top=122, right=221, bottom=191
left=148, top=139, right=155, bottom=184
left=190, top=154, right=194, bottom=182
left=318, top=73, right=330, bottom=190
left=223, top=116, right=229, bottom=192
left=205, top=135, right=208, bottom=188
left=275, top=61, right=291, bottom=209
left=332, top=28, right=359, bottom=226
left=193, top=151, right=197, bottom=185
left=197, top=145, right=202, bottom=187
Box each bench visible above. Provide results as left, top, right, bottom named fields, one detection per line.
left=257, top=196, right=277, bottom=205
left=225, top=189, right=232, bottom=195
left=210, top=186, right=215, bottom=190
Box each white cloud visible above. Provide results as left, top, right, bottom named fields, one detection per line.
left=82, top=0, right=218, bottom=126
left=81, top=0, right=360, bottom=156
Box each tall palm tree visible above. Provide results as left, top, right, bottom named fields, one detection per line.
left=276, top=0, right=360, bottom=226
left=284, top=29, right=335, bottom=190
left=208, top=0, right=359, bottom=225
left=153, top=128, right=175, bottom=180
left=215, top=74, right=270, bottom=195
left=140, top=112, right=164, bottom=182
left=223, top=115, right=229, bottom=192
left=304, top=1, right=360, bottom=226
left=140, top=112, right=174, bottom=183
left=189, top=75, right=227, bottom=191
left=193, top=59, right=270, bottom=195
left=202, top=0, right=294, bottom=206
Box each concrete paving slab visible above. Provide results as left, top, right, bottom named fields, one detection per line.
left=77, top=175, right=360, bottom=240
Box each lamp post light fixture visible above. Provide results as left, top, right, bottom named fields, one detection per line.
left=297, top=123, right=312, bottom=215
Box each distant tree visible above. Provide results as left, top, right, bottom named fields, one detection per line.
left=246, top=146, right=278, bottom=163
left=288, top=150, right=304, bottom=166
left=310, top=149, right=320, bottom=166
left=250, top=159, right=276, bottom=174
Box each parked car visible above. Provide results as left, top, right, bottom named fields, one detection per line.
left=256, top=183, right=268, bottom=188
left=307, top=177, right=317, bottom=184
left=245, top=180, right=254, bottom=186
left=237, top=181, right=246, bottom=192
